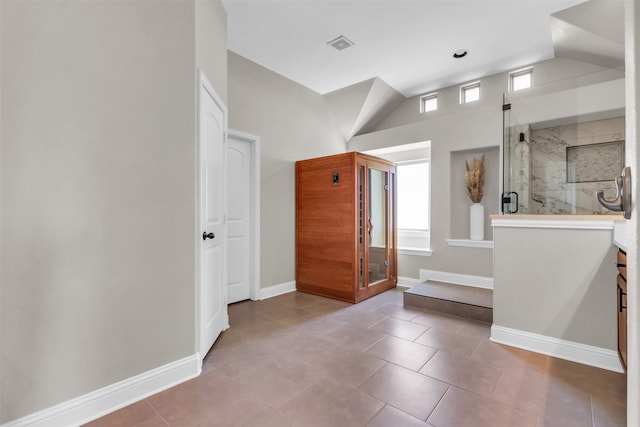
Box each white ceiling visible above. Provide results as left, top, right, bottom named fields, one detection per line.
left=223, top=0, right=590, bottom=97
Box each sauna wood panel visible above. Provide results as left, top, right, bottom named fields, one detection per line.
left=296, top=152, right=397, bottom=303
left=617, top=249, right=627, bottom=277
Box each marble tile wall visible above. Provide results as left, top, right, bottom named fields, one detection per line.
left=529, top=117, right=624, bottom=215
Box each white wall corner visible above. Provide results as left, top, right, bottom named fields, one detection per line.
left=259, top=280, right=297, bottom=300
left=1, top=355, right=201, bottom=427
left=419, top=269, right=494, bottom=289
left=491, top=324, right=623, bottom=373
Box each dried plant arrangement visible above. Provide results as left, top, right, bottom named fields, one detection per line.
left=465, top=155, right=485, bottom=203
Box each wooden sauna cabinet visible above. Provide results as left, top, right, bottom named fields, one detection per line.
left=295, top=152, right=397, bottom=303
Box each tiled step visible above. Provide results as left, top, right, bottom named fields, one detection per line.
left=404, top=281, right=492, bottom=323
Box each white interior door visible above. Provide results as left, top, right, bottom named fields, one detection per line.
left=226, top=136, right=252, bottom=303
left=199, top=72, right=227, bottom=359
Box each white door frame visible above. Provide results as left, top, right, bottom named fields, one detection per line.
left=227, top=129, right=261, bottom=301
left=196, top=69, right=229, bottom=366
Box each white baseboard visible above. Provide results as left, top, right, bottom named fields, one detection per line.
left=259, top=280, right=296, bottom=300
left=2, top=354, right=201, bottom=427
left=419, top=269, right=493, bottom=289
left=397, top=276, right=423, bottom=288
left=491, top=324, right=623, bottom=373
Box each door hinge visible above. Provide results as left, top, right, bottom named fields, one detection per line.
left=384, top=185, right=389, bottom=191
left=384, top=260, right=389, bottom=267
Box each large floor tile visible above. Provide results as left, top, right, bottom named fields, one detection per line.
left=591, top=394, right=627, bottom=427
left=233, top=358, right=326, bottom=409
left=333, top=309, right=389, bottom=327
left=83, top=400, right=160, bottom=427
left=193, top=395, right=296, bottom=427
left=374, top=303, right=422, bottom=321
left=492, top=362, right=593, bottom=426
left=414, top=328, right=484, bottom=358
left=206, top=339, right=279, bottom=378
left=312, top=347, right=387, bottom=388
left=365, top=335, right=437, bottom=371
left=366, top=405, right=433, bottom=427
left=282, top=378, right=385, bottom=427
left=419, top=350, right=502, bottom=397
left=146, top=368, right=250, bottom=427
left=370, top=316, right=429, bottom=341
left=427, top=387, right=538, bottom=427
left=358, top=363, right=449, bottom=420
left=410, top=310, right=467, bottom=333
left=86, top=289, right=627, bottom=427
left=323, top=323, right=387, bottom=351
left=471, top=339, right=549, bottom=373
left=547, top=357, right=627, bottom=403
left=455, top=319, right=491, bottom=339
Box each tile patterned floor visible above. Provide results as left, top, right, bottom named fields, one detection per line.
left=86, top=288, right=626, bottom=427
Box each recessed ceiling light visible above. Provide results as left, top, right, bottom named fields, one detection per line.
left=327, top=35, right=355, bottom=51
left=453, top=49, right=469, bottom=59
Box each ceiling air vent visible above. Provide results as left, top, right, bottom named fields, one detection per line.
left=327, top=35, right=354, bottom=51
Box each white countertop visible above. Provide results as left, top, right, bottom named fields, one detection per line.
left=613, top=221, right=628, bottom=252
left=490, top=215, right=628, bottom=250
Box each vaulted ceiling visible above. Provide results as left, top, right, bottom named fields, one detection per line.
left=223, top=0, right=625, bottom=139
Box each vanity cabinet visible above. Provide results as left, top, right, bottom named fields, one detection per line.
left=295, top=152, right=397, bottom=303
left=617, top=249, right=627, bottom=369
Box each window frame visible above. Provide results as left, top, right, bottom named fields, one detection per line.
left=420, top=92, right=438, bottom=113
left=395, top=158, right=431, bottom=255
left=509, top=67, right=533, bottom=92
left=460, top=81, right=481, bottom=104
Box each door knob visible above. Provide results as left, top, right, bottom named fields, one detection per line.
left=202, top=231, right=215, bottom=240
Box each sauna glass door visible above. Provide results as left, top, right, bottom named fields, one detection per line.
left=367, top=168, right=389, bottom=286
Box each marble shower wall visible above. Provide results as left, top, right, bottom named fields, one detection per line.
left=529, top=117, right=624, bottom=215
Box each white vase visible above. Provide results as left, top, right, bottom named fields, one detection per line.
left=470, top=203, right=484, bottom=241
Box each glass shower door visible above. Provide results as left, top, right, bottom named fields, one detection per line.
left=502, top=94, right=531, bottom=214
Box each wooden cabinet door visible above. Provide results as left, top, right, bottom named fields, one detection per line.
left=618, top=274, right=627, bottom=369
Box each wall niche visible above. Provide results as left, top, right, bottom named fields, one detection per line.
left=450, top=146, right=500, bottom=241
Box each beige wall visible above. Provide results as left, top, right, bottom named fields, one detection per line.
left=0, top=0, right=226, bottom=422
left=227, top=52, right=346, bottom=289
left=493, top=226, right=618, bottom=350
left=350, top=57, right=624, bottom=281
left=350, top=100, right=501, bottom=279
left=196, top=0, right=227, bottom=104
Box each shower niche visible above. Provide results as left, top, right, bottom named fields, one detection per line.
left=296, top=152, right=397, bottom=303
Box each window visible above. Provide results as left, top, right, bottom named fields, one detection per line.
left=363, top=141, right=431, bottom=255
left=420, top=93, right=438, bottom=113
left=396, top=160, right=430, bottom=252
left=509, top=67, right=533, bottom=91
left=461, top=82, right=480, bottom=103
